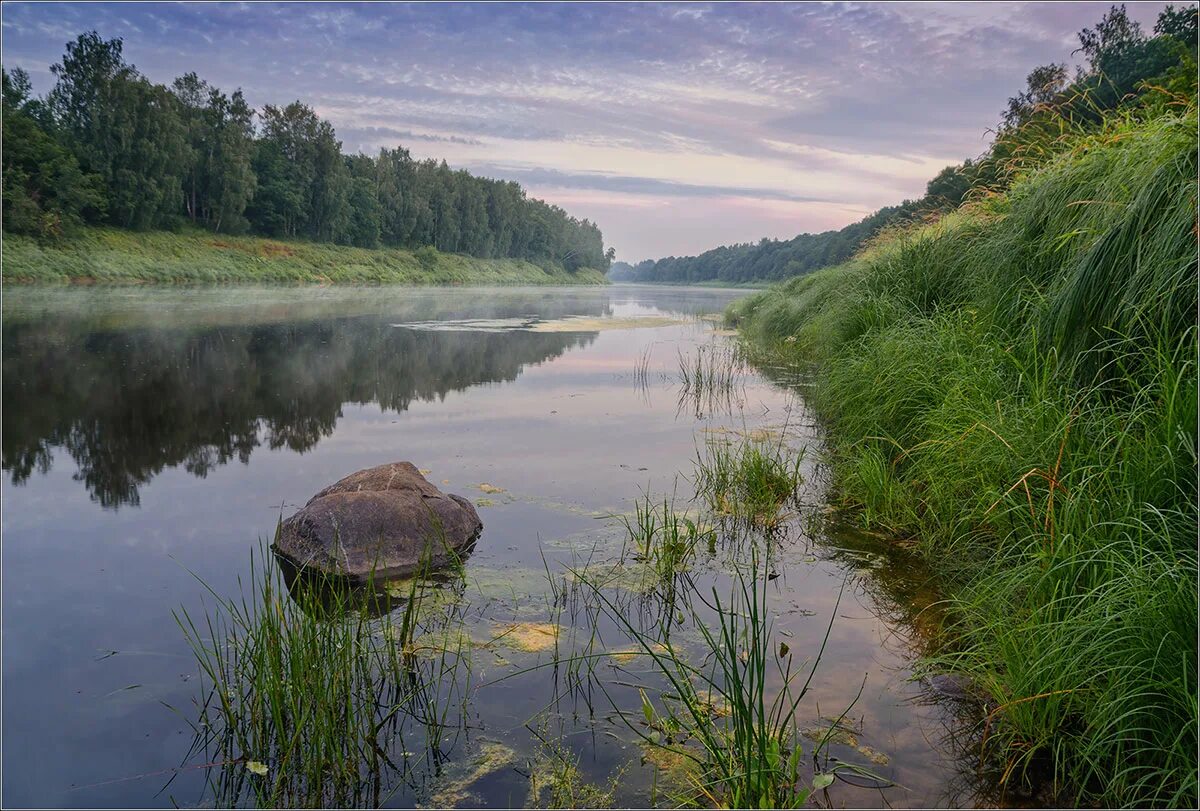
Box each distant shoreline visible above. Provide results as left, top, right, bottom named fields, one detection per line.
left=1, top=227, right=609, bottom=286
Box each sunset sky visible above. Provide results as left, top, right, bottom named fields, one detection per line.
left=1, top=1, right=1171, bottom=260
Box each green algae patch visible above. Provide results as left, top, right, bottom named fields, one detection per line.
left=637, top=740, right=702, bottom=795
left=565, top=560, right=657, bottom=596
left=527, top=744, right=622, bottom=808
left=529, top=315, right=682, bottom=332
left=608, top=641, right=670, bottom=665
left=802, top=721, right=890, bottom=765
left=428, top=741, right=518, bottom=807
left=490, top=621, right=562, bottom=653
left=468, top=566, right=556, bottom=603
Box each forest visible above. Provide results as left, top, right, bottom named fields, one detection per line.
left=624, top=4, right=1197, bottom=284
left=1, top=33, right=612, bottom=273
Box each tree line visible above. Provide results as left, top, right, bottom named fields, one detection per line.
left=620, top=4, right=1197, bottom=285
left=2, top=32, right=613, bottom=272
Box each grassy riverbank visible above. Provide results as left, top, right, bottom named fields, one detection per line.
left=1, top=227, right=608, bottom=285
left=729, top=105, right=1197, bottom=806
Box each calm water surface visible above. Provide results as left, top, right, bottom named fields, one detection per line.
left=2, top=285, right=987, bottom=808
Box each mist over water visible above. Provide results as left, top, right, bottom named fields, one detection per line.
left=2, top=285, right=987, bottom=808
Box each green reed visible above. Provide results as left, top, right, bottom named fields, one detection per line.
left=576, top=551, right=834, bottom=808
left=692, top=433, right=803, bottom=528
left=174, top=542, right=472, bottom=807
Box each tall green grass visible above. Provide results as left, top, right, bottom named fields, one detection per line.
left=621, top=494, right=715, bottom=586
left=175, top=544, right=473, bottom=807
left=693, top=432, right=804, bottom=529
left=1, top=226, right=609, bottom=285
left=727, top=103, right=1198, bottom=806
left=577, top=553, right=827, bottom=808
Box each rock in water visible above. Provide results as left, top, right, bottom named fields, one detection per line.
left=275, top=462, right=482, bottom=582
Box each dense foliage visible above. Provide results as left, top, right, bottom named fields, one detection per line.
left=729, top=76, right=1197, bottom=811
left=0, top=227, right=608, bottom=286
left=624, top=4, right=1196, bottom=284
left=2, top=33, right=611, bottom=272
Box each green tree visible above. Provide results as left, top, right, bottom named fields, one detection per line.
left=2, top=67, right=104, bottom=237
left=341, top=154, right=381, bottom=248
left=49, top=32, right=187, bottom=229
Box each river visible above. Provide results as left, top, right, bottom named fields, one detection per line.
left=2, top=285, right=991, bottom=808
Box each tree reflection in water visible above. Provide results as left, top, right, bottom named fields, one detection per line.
left=3, top=290, right=603, bottom=507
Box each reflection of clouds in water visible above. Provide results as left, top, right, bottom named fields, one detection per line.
left=391, top=314, right=684, bottom=333
left=2, top=287, right=747, bottom=509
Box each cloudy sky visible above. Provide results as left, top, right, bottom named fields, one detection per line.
left=1, top=1, right=1171, bottom=260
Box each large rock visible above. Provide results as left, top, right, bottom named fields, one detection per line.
left=274, top=462, right=482, bottom=582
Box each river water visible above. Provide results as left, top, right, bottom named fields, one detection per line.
left=2, top=285, right=990, bottom=808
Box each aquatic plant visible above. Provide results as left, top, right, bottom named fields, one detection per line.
left=174, top=543, right=473, bottom=807
left=576, top=553, right=833, bottom=808
left=675, top=342, right=747, bottom=418
left=526, top=725, right=623, bottom=809
left=620, top=494, right=714, bottom=586
left=692, top=432, right=803, bottom=528
left=727, top=103, right=1198, bottom=806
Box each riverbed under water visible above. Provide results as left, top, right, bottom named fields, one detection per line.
left=2, top=285, right=991, bottom=808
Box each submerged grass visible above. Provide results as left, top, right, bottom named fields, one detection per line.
left=621, top=495, right=715, bottom=585
left=727, top=103, right=1198, bottom=806
left=692, top=432, right=803, bottom=528
left=575, top=553, right=831, bottom=808
left=526, top=727, right=623, bottom=809
left=174, top=544, right=473, bottom=807
left=1, top=226, right=609, bottom=285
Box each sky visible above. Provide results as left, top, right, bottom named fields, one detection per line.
left=0, top=1, right=1174, bottom=261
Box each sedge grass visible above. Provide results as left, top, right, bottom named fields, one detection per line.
left=726, top=101, right=1198, bottom=806
left=574, top=552, right=832, bottom=808
left=174, top=542, right=473, bottom=807
left=692, top=432, right=804, bottom=529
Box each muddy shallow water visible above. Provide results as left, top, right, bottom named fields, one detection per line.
left=2, top=285, right=991, bottom=808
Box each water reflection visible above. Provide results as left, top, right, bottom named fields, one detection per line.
left=2, top=290, right=603, bottom=507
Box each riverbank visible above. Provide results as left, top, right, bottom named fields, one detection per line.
left=1, top=227, right=609, bottom=285
left=728, top=106, right=1197, bottom=807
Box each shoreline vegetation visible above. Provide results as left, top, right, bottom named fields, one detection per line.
left=727, top=98, right=1197, bottom=807
left=3, top=33, right=613, bottom=277
left=0, top=227, right=607, bottom=285
left=622, top=5, right=1197, bottom=287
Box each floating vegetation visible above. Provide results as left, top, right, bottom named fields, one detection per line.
left=429, top=741, right=517, bottom=807
left=527, top=732, right=622, bottom=809
left=609, top=641, right=670, bottom=665
left=637, top=739, right=702, bottom=795
left=492, top=621, right=561, bottom=653
left=529, top=315, right=681, bottom=333
left=175, top=544, right=473, bottom=807
left=477, top=483, right=505, bottom=494
left=475, top=498, right=497, bottom=507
